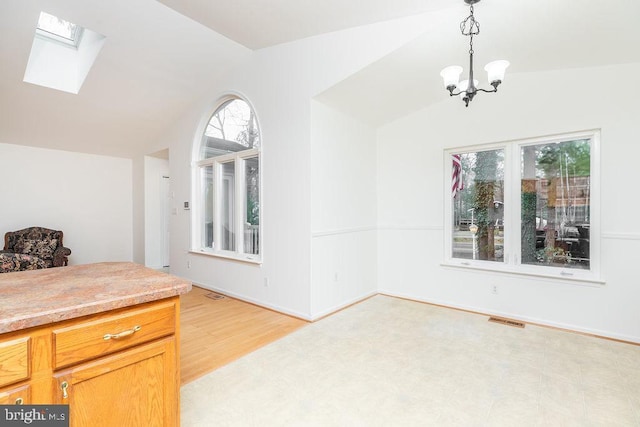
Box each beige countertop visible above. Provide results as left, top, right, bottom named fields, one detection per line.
left=0, top=262, right=192, bottom=333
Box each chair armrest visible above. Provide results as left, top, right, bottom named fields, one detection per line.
left=53, top=246, right=72, bottom=267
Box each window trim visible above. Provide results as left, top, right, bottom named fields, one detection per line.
left=443, top=129, right=601, bottom=284
left=192, top=95, right=262, bottom=264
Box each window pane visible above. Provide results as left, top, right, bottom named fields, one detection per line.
left=37, top=12, right=82, bottom=46
left=243, top=157, right=260, bottom=255
left=196, top=95, right=262, bottom=261
left=201, top=99, right=260, bottom=160
left=37, top=12, right=77, bottom=40
left=221, top=162, right=236, bottom=251
left=521, top=139, right=590, bottom=269
left=452, top=150, right=505, bottom=262
left=201, top=165, right=214, bottom=249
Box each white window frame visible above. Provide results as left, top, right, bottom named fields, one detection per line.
left=444, top=129, right=601, bottom=284
left=36, top=12, right=84, bottom=48
left=192, top=97, right=262, bottom=264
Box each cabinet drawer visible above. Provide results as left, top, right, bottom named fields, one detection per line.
left=0, top=337, right=30, bottom=388
left=53, top=301, right=176, bottom=369
left=0, top=383, right=31, bottom=405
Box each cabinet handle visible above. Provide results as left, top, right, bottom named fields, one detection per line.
left=61, top=381, right=69, bottom=399
left=103, top=325, right=142, bottom=341
left=15, top=397, right=23, bottom=405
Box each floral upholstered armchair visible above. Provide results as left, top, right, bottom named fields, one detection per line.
left=0, top=227, right=71, bottom=273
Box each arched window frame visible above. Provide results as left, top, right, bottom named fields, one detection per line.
left=192, top=95, right=262, bottom=263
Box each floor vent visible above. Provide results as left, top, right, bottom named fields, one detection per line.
left=488, top=317, right=525, bottom=328
left=205, top=292, right=226, bottom=301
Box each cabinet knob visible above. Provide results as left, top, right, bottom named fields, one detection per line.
left=61, top=381, right=69, bottom=399
left=15, top=397, right=23, bottom=405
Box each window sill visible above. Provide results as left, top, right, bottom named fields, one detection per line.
left=440, top=260, right=605, bottom=287
left=190, top=249, right=262, bottom=265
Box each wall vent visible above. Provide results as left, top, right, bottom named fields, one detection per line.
left=488, top=317, right=525, bottom=328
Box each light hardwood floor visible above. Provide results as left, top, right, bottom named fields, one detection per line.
left=179, top=286, right=308, bottom=385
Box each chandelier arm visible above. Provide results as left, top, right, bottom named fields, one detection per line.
left=448, top=83, right=500, bottom=98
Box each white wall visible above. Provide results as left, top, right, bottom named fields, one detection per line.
left=377, top=63, right=640, bottom=343
left=144, top=155, right=170, bottom=269
left=158, top=15, right=429, bottom=319
left=310, top=101, right=378, bottom=318
left=0, top=142, right=133, bottom=265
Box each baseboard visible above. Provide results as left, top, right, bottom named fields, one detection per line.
left=186, top=282, right=640, bottom=345
left=190, top=282, right=313, bottom=321
left=379, top=290, right=640, bottom=346
left=309, top=291, right=378, bottom=321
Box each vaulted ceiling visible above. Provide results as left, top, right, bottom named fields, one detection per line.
left=1, top=0, right=638, bottom=158
left=155, top=0, right=454, bottom=50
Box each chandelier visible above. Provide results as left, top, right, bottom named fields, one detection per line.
left=440, top=0, right=509, bottom=107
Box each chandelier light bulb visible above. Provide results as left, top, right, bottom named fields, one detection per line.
left=440, top=65, right=463, bottom=89
left=484, top=60, right=510, bottom=85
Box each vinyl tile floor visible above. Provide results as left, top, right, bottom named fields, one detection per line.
left=181, top=295, right=640, bottom=426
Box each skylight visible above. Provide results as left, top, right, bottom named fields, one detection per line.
left=25, top=11, right=105, bottom=94
left=36, top=12, right=83, bottom=47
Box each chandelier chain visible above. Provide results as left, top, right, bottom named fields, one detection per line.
left=460, top=5, right=480, bottom=36
left=460, top=3, right=480, bottom=56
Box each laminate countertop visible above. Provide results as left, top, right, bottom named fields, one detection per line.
left=0, top=262, right=192, bottom=333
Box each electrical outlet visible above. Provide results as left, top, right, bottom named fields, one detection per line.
left=264, top=278, right=269, bottom=287
left=492, top=285, right=498, bottom=294
left=187, top=261, right=191, bottom=269
left=333, top=272, right=338, bottom=282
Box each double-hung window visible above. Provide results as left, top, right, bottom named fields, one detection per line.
left=445, top=130, right=600, bottom=282
left=194, top=97, right=261, bottom=262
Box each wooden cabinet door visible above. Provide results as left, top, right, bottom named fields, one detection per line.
left=0, top=383, right=31, bottom=405
left=53, top=338, right=178, bottom=427
left=0, top=337, right=30, bottom=388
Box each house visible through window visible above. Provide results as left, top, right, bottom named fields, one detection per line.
left=446, top=130, right=600, bottom=282
left=194, top=97, right=261, bottom=262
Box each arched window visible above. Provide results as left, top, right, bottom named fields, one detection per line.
left=195, top=97, right=261, bottom=261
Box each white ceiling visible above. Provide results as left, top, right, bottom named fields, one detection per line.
left=1, top=0, right=639, bottom=157
left=0, top=0, right=249, bottom=158
left=155, top=0, right=454, bottom=50
left=316, top=0, right=640, bottom=126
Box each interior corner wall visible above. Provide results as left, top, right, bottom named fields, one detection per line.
left=0, top=142, right=133, bottom=265
left=164, top=87, right=315, bottom=320
left=310, top=101, right=378, bottom=318
left=377, top=62, right=640, bottom=343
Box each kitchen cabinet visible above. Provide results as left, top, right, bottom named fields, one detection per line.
left=0, top=263, right=190, bottom=426
left=0, top=298, right=180, bottom=426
